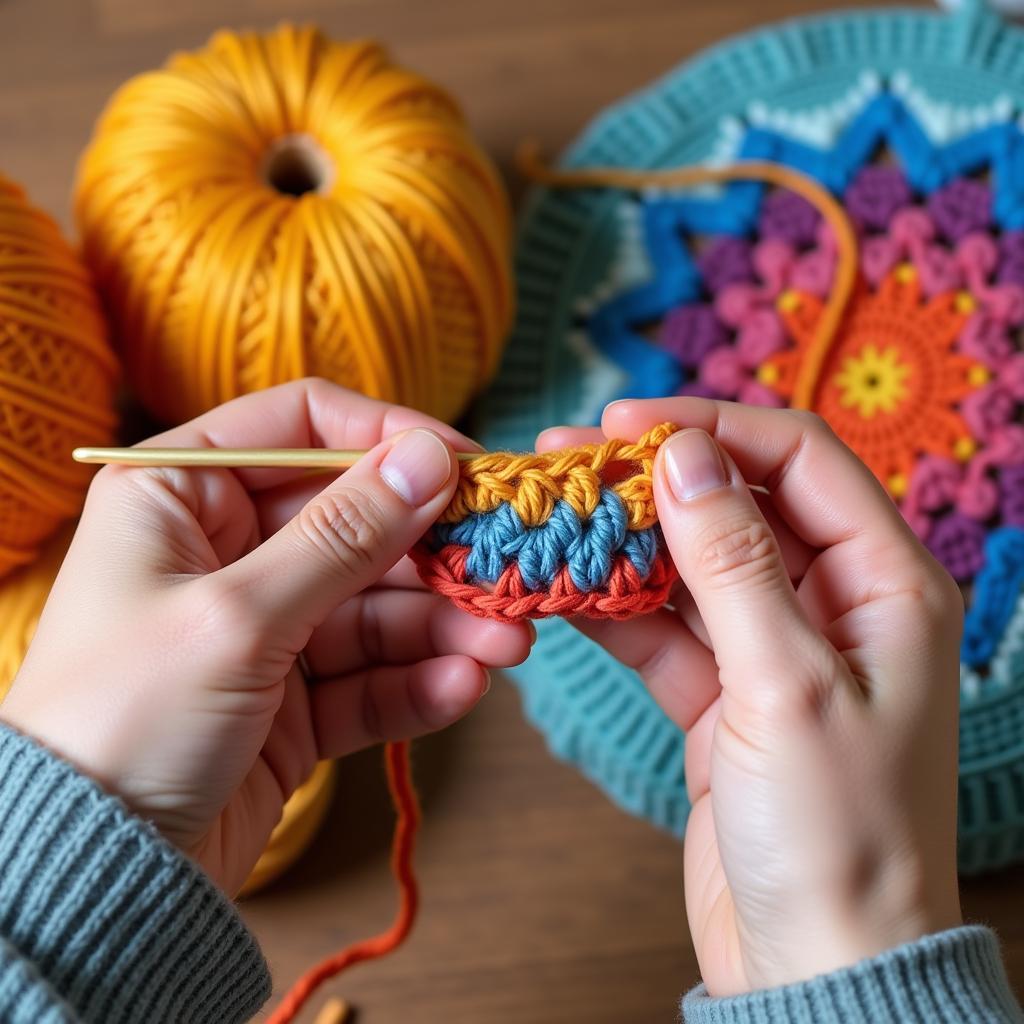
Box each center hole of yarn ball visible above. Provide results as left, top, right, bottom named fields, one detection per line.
left=262, top=134, right=335, bottom=197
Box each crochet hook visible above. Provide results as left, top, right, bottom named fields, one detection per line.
left=72, top=446, right=771, bottom=495
left=72, top=446, right=483, bottom=469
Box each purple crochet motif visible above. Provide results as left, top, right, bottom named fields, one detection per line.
left=697, top=236, right=754, bottom=293
left=659, top=304, right=728, bottom=365
left=844, top=166, right=912, bottom=231
left=630, top=152, right=1024, bottom=597
left=926, top=513, right=988, bottom=582
left=757, top=189, right=820, bottom=247
left=927, top=178, right=992, bottom=243
left=1000, top=464, right=1024, bottom=528
left=997, top=232, right=1024, bottom=287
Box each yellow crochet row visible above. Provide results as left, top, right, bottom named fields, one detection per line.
left=439, top=423, right=676, bottom=529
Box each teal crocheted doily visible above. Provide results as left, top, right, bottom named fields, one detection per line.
left=476, top=0, right=1024, bottom=874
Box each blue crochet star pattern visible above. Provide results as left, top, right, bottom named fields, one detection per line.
left=476, top=0, right=1024, bottom=874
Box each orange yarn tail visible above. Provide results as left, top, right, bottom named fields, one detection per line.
left=268, top=740, right=420, bottom=1024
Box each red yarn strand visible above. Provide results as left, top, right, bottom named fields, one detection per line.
left=268, top=740, right=420, bottom=1024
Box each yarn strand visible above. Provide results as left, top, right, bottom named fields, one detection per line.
left=268, top=740, right=420, bottom=1024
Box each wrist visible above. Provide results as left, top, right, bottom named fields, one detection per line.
left=750, top=860, right=963, bottom=991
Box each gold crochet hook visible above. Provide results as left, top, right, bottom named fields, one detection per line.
left=72, top=446, right=483, bottom=470
left=72, top=445, right=771, bottom=495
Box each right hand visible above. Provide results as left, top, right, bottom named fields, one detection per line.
left=540, top=398, right=965, bottom=997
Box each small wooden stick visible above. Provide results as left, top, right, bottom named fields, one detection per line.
left=72, top=446, right=482, bottom=469
left=313, top=997, right=351, bottom=1024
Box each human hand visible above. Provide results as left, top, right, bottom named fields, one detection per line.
left=1, top=379, right=532, bottom=895
left=539, top=398, right=964, bottom=997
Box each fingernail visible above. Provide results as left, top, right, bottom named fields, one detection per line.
left=481, top=668, right=492, bottom=695
left=380, top=429, right=453, bottom=506
left=663, top=429, right=729, bottom=500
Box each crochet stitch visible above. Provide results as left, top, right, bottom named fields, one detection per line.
left=413, top=424, right=678, bottom=622
left=475, top=0, right=1024, bottom=874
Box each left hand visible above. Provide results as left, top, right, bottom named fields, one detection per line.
left=1, top=379, right=533, bottom=895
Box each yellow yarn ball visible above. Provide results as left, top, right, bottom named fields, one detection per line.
left=239, top=759, right=337, bottom=897
left=74, top=24, right=514, bottom=426
left=0, top=176, right=118, bottom=579
left=0, top=523, right=74, bottom=696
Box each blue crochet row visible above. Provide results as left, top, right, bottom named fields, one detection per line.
left=962, top=527, right=1024, bottom=667
left=432, top=488, right=660, bottom=593
left=589, top=91, right=1024, bottom=406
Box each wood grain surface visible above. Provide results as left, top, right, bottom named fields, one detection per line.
left=1, top=1, right=1021, bottom=1021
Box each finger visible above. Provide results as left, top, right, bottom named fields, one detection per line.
left=207, top=428, right=458, bottom=644
left=755, top=493, right=815, bottom=584
left=253, top=476, right=429, bottom=590
left=311, top=655, right=489, bottom=757
left=304, top=589, right=533, bottom=679
left=683, top=695, right=721, bottom=804
left=535, top=426, right=605, bottom=452
left=81, top=462, right=262, bottom=582
left=572, top=609, right=720, bottom=731
left=654, top=427, right=846, bottom=707
left=604, top=397, right=917, bottom=552
left=666, top=584, right=712, bottom=647
left=258, top=664, right=318, bottom=803
left=138, top=377, right=482, bottom=492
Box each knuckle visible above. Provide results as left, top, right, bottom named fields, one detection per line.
left=88, top=463, right=143, bottom=507
left=193, top=579, right=265, bottom=663
left=301, top=375, right=333, bottom=400
left=694, top=516, right=783, bottom=590
left=90, top=463, right=122, bottom=495
left=788, top=409, right=832, bottom=438
left=733, top=659, right=838, bottom=732
left=913, top=562, right=965, bottom=632
left=295, top=488, right=388, bottom=574
left=356, top=596, right=386, bottom=665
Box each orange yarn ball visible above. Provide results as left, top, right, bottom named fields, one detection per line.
left=0, top=176, right=118, bottom=579
left=74, top=24, right=514, bottom=426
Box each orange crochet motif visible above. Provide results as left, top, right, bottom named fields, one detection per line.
left=761, top=264, right=988, bottom=497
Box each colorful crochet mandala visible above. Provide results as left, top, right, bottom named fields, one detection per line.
left=475, top=0, right=1024, bottom=874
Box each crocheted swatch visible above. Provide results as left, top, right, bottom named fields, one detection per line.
left=413, top=424, right=678, bottom=622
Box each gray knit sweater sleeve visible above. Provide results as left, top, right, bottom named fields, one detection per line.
left=682, top=925, right=1024, bottom=1023
left=0, top=724, right=271, bottom=1023
left=0, top=723, right=1021, bottom=1024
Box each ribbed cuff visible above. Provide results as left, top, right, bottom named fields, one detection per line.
left=682, top=926, right=1024, bottom=1023
left=0, top=724, right=271, bottom=1024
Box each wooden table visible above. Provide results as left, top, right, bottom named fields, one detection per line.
left=2, top=0, right=1022, bottom=1020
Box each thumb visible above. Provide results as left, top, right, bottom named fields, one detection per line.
left=654, top=428, right=836, bottom=699
left=210, top=428, right=457, bottom=638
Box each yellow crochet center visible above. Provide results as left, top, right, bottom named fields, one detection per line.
left=439, top=423, right=677, bottom=529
